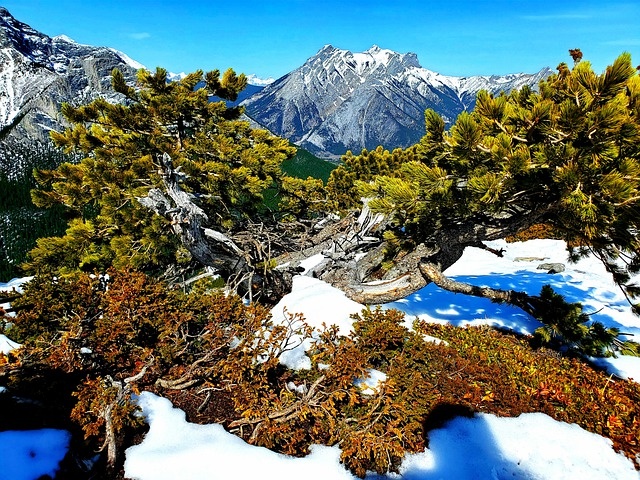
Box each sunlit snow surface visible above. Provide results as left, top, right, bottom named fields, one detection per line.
left=4, top=240, right=640, bottom=479
left=389, top=239, right=636, bottom=332
left=271, top=275, right=363, bottom=370
left=124, top=392, right=354, bottom=480
left=387, top=412, right=638, bottom=480
left=0, top=334, right=20, bottom=354
left=387, top=239, right=640, bottom=381
left=0, top=276, right=32, bottom=294
left=124, top=240, right=640, bottom=479
left=124, top=392, right=638, bottom=480
left=1, top=276, right=30, bottom=353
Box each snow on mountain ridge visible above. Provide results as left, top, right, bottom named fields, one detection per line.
left=303, top=44, right=545, bottom=100
left=0, top=7, right=40, bottom=38
left=0, top=7, right=141, bottom=176
left=246, top=74, right=275, bottom=86
left=351, top=45, right=397, bottom=74
left=52, top=34, right=76, bottom=44
left=109, top=48, right=147, bottom=70
left=244, top=44, right=551, bottom=158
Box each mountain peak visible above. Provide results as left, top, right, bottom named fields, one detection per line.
left=355, top=45, right=396, bottom=66
left=0, top=7, right=12, bottom=20
left=244, top=46, right=551, bottom=159
left=304, top=45, right=421, bottom=78
left=318, top=44, right=337, bottom=55
left=53, top=34, right=76, bottom=44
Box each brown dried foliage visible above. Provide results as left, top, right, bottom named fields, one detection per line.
left=2, top=276, right=640, bottom=476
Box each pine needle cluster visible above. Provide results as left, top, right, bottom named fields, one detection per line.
left=329, top=52, right=640, bottom=312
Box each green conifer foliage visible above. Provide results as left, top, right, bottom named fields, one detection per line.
left=28, top=68, right=296, bottom=274
left=326, top=145, right=418, bottom=211
left=332, top=53, right=640, bottom=311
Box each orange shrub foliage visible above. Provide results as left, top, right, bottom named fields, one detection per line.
left=505, top=223, right=561, bottom=242
left=418, top=322, right=640, bottom=467
left=3, top=278, right=640, bottom=477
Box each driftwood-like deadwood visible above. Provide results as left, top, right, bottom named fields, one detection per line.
left=102, top=362, right=152, bottom=466
left=136, top=153, right=550, bottom=308
left=137, top=153, right=258, bottom=293
left=418, top=262, right=538, bottom=316
left=228, top=375, right=326, bottom=442
left=137, top=153, right=249, bottom=270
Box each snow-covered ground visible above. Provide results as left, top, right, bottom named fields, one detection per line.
left=390, top=239, right=640, bottom=341
left=124, top=391, right=638, bottom=480
left=2, top=240, right=640, bottom=479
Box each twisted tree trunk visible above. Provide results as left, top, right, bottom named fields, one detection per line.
left=136, top=154, right=550, bottom=310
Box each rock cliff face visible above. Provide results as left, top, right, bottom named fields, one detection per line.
left=243, top=45, right=552, bottom=159
left=0, top=7, right=141, bottom=176
left=0, top=6, right=552, bottom=168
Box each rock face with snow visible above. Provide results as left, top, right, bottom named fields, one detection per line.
left=0, top=7, right=552, bottom=166
left=0, top=7, right=140, bottom=160
left=243, top=45, right=552, bottom=159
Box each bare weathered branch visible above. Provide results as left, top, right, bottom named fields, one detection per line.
left=418, top=262, right=537, bottom=316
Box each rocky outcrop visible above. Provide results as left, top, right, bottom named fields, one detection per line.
left=243, top=45, right=552, bottom=159
left=0, top=7, right=140, bottom=176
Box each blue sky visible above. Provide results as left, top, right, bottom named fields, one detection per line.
left=3, top=1, right=639, bottom=80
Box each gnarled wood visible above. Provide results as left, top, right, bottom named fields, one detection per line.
left=136, top=153, right=551, bottom=307
left=418, top=262, right=538, bottom=317
left=137, top=153, right=257, bottom=292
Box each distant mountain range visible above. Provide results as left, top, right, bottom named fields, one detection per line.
left=242, top=45, right=552, bottom=159
left=0, top=6, right=553, bottom=170
left=0, top=8, right=140, bottom=140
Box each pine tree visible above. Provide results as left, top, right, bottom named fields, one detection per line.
left=325, top=52, right=640, bottom=313
left=24, top=52, right=640, bottom=319
left=28, top=67, right=298, bottom=280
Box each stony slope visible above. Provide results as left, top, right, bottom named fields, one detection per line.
left=0, top=7, right=140, bottom=177
left=243, top=45, right=552, bottom=159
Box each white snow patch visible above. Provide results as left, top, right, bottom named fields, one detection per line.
left=385, top=239, right=640, bottom=380
left=0, top=334, right=20, bottom=355
left=0, top=276, right=32, bottom=293
left=122, top=393, right=638, bottom=480
left=271, top=276, right=364, bottom=370
left=589, top=355, right=640, bottom=382
left=354, top=368, right=387, bottom=396
left=124, top=392, right=355, bottom=480
left=52, top=34, right=76, bottom=43
left=396, top=412, right=637, bottom=480
left=298, top=253, right=326, bottom=274
left=286, top=381, right=308, bottom=395
left=421, top=334, right=448, bottom=346
left=246, top=74, right=275, bottom=86
left=109, top=48, right=146, bottom=70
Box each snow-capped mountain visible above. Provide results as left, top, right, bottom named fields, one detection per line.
left=246, top=74, right=274, bottom=87
left=243, top=45, right=552, bottom=159
left=0, top=6, right=552, bottom=168
left=0, top=7, right=139, bottom=167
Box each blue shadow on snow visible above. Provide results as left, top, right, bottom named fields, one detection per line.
left=385, top=270, right=626, bottom=335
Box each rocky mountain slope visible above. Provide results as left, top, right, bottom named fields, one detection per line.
left=0, top=7, right=553, bottom=168
left=243, top=45, right=552, bottom=159
left=0, top=7, right=140, bottom=177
